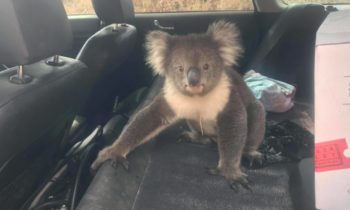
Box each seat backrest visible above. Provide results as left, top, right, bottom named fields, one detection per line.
left=247, top=4, right=327, bottom=102
left=0, top=0, right=89, bottom=208
left=249, top=4, right=326, bottom=71
left=92, top=0, right=135, bottom=25
left=76, top=0, right=137, bottom=120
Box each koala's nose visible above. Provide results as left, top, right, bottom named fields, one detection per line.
left=187, top=67, right=201, bottom=86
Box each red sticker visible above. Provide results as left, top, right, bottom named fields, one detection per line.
left=315, top=138, right=350, bottom=172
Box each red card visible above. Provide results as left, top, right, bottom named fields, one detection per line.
left=315, top=138, right=350, bottom=172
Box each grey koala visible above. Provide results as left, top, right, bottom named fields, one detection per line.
left=91, top=20, right=266, bottom=190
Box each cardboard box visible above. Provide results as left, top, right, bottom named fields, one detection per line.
left=315, top=10, right=350, bottom=210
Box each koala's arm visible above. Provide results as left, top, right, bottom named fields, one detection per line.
left=91, top=95, right=176, bottom=170
left=228, top=69, right=257, bottom=106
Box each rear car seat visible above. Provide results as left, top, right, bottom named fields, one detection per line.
left=77, top=4, right=326, bottom=210
left=0, top=0, right=90, bottom=208
left=78, top=75, right=310, bottom=210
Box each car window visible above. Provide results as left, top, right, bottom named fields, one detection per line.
left=62, top=0, right=95, bottom=15
left=132, top=0, right=254, bottom=13
left=62, top=0, right=254, bottom=15
left=283, top=0, right=350, bottom=5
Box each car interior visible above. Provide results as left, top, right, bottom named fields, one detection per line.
left=0, top=0, right=344, bottom=209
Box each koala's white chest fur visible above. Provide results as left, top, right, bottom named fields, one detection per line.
left=164, top=74, right=231, bottom=127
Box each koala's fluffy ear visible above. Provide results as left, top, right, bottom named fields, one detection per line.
left=145, top=30, right=170, bottom=76
left=207, top=20, right=243, bottom=67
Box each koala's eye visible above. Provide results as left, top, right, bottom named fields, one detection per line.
left=178, top=66, right=184, bottom=73
left=203, top=64, right=209, bottom=70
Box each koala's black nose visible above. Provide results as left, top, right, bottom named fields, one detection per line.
left=187, top=67, right=201, bottom=86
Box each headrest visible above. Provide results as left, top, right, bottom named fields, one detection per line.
left=92, top=0, right=135, bottom=24
left=0, top=0, right=73, bottom=65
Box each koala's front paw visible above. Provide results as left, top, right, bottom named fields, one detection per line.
left=207, top=167, right=252, bottom=192
left=91, top=146, right=129, bottom=172
left=243, top=150, right=265, bottom=169
left=110, top=155, right=129, bottom=170
left=228, top=174, right=252, bottom=192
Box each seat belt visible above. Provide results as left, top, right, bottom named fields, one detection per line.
left=249, top=5, right=306, bottom=70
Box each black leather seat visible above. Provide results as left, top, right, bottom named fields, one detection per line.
left=77, top=76, right=313, bottom=210
left=77, top=0, right=137, bottom=121
left=0, top=0, right=90, bottom=208
left=76, top=5, right=327, bottom=210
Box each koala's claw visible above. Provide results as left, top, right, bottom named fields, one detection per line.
left=91, top=158, right=104, bottom=172
left=243, top=151, right=265, bottom=169
left=206, top=167, right=252, bottom=192
left=229, top=177, right=252, bottom=192
left=91, top=146, right=128, bottom=172
left=110, top=156, right=129, bottom=171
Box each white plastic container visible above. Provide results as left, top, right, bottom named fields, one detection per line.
left=315, top=10, right=350, bottom=210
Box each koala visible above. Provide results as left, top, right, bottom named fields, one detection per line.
left=91, top=20, right=266, bottom=191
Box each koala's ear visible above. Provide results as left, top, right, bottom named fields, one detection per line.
left=145, top=30, right=171, bottom=76
left=207, top=20, right=243, bottom=67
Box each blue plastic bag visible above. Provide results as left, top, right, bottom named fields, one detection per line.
left=244, top=70, right=296, bottom=112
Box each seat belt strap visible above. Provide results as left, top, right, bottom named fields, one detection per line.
left=249, top=5, right=305, bottom=70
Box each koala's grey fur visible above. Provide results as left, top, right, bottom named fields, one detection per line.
left=91, top=20, right=265, bottom=190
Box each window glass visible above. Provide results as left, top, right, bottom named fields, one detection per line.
left=62, top=0, right=254, bottom=15
left=132, top=0, right=254, bottom=13
left=283, top=0, right=350, bottom=4
left=62, top=0, right=95, bottom=15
